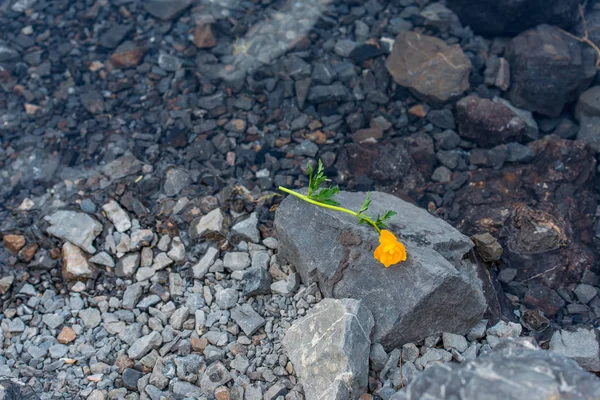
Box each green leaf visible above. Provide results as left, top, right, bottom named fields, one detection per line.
left=375, top=210, right=398, bottom=229
left=311, top=187, right=340, bottom=206
left=358, top=192, right=371, bottom=215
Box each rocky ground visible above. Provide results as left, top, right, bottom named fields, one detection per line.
left=1, top=0, right=600, bottom=399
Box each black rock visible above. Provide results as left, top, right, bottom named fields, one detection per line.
left=99, top=24, right=133, bottom=49
left=307, top=82, right=351, bottom=104
left=446, top=0, right=580, bottom=36
left=243, top=267, right=272, bottom=297
left=506, top=25, right=596, bottom=117
left=144, top=0, right=193, bottom=21
left=427, top=109, right=455, bottom=130
left=122, top=368, right=144, bottom=391
left=348, top=44, right=385, bottom=64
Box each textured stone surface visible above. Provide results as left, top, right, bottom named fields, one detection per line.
left=284, top=298, right=374, bottom=400
left=143, top=0, right=193, bottom=21
left=391, top=338, right=600, bottom=400
left=386, top=31, right=471, bottom=103
left=275, top=190, right=486, bottom=349
left=446, top=0, right=579, bottom=36
left=0, top=377, right=40, bottom=400
left=456, top=95, right=525, bottom=147
left=506, top=24, right=596, bottom=117
left=45, top=211, right=102, bottom=254
left=549, top=328, right=600, bottom=372
left=62, top=242, right=95, bottom=281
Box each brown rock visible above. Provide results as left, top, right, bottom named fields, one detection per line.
left=19, top=243, right=38, bottom=262
left=62, top=242, right=95, bottom=282
left=193, top=24, right=217, bottom=48
left=523, top=284, right=565, bottom=317
left=57, top=326, right=77, bottom=344
left=110, top=41, right=148, bottom=68
left=456, top=95, right=525, bottom=147
left=3, top=234, right=25, bottom=255
left=115, top=354, right=134, bottom=373
left=351, top=127, right=383, bottom=144
left=471, top=233, right=503, bottom=262
left=408, top=104, right=428, bottom=118
left=215, top=387, right=230, bottom=400
left=385, top=31, right=471, bottom=103
left=453, top=136, right=597, bottom=287
left=191, top=337, right=208, bottom=352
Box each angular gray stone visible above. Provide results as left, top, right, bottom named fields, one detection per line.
left=223, top=252, right=250, bottom=271
left=164, top=168, right=190, bottom=197
left=192, top=247, right=219, bottom=279
left=79, top=308, right=102, bottom=329
left=102, top=200, right=131, bottom=233
left=89, top=251, right=115, bottom=268
left=215, top=288, right=238, bottom=310
left=128, top=331, right=163, bottom=360
left=123, top=283, right=142, bottom=310
left=189, top=208, right=226, bottom=241
left=167, top=237, right=186, bottom=262
left=100, top=152, right=142, bottom=181
left=549, top=328, right=600, bottom=372
left=62, top=242, right=96, bottom=281
left=391, top=338, right=600, bottom=400
left=130, top=229, right=154, bottom=251
left=231, top=304, right=265, bottom=336
left=283, top=298, right=374, bottom=400
left=275, top=190, right=487, bottom=349
left=574, top=284, right=598, bottom=304
left=577, top=116, right=600, bottom=153
left=442, top=332, right=468, bottom=353
left=45, top=211, right=102, bottom=253
left=231, top=212, right=260, bottom=243
left=42, top=314, right=64, bottom=330
left=199, top=361, right=231, bottom=393
left=116, top=253, right=140, bottom=277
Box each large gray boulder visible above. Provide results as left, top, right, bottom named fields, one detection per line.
left=283, top=298, right=374, bottom=400
left=391, top=338, right=600, bottom=400
left=275, top=191, right=487, bottom=349
left=549, top=328, right=600, bottom=372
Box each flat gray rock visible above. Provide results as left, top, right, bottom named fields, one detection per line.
left=549, top=328, right=600, bottom=372
left=284, top=298, right=374, bottom=400
left=275, top=190, right=486, bottom=349
left=45, top=210, right=102, bottom=254
left=392, top=338, right=600, bottom=400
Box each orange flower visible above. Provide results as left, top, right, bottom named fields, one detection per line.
left=374, top=230, right=407, bottom=267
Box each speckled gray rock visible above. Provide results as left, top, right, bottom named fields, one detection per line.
left=231, top=212, right=260, bottom=243
left=128, top=331, right=162, bottom=360
left=192, top=247, right=219, bottom=279
left=391, top=338, right=600, bottom=400
left=231, top=304, right=265, bottom=336
left=549, top=328, right=600, bottom=372
left=275, top=190, right=487, bottom=349
left=45, top=211, right=102, bottom=253
left=283, top=298, right=374, bottom=400
left=102, top=200, right=131, bottom=233
left=0, top=377, right=40, bottom=400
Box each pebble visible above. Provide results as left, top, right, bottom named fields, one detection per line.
left=102, top=200, right=132, bottom=233
left=224, top=252, right=251, bottom=271
left=216, top=288, right=239, bottom=310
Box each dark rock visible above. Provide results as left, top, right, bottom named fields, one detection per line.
left=456, top=95, right=525, bottom=147
left=505, top=25, right=596, bottom=117
left=99, top=24, right=133, bottom=49
left=307, top=82, right=351, bottom=104
left=284, top=298, right=374, bottom=400
left=433, top=130, right=461, bottom=150
left=144, top=0, right=193, bottom=21
left=446, top=0, right=580, bottom=36
left=519, top=309, right=550, bottom=332
left=80, top=88, right=104, bottom=114
left=164, top=168, right=190, bottom=197
left=577, top=116, right=600, bottom=153
left=453, top=136, right=597, bottom=288
left=295, top=78, right=311, bottom=109
left=242, top=267, right=272, bottom=297
left=391, top=338, right=600, bottom=400
left=427, top=109, right=455, bottom=130
left=122, top=368, right=144, bottom=390
left=193, top=24, right=217, bottom=48
left=386, top=31, right=471, bottom=103
left=312, top=63, right=336, bottom=85
left=348, top=44, right=385, bottom=64
left=506, top=143, right=534, bottom=163
left=0, top=377, right=40, bottom=400
left=523, top=284, right=566, bottom=317
left=575, top=86, right=600, bottom=120
left=275, top=190, right=487, bottom=349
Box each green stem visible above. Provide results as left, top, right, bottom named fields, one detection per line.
left=278, top=186, right=381, bottom=233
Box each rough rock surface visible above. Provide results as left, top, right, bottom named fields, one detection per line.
left=385, top=31, right=471, bottom=103
left=0, top=377, right=40, bottom=400
left=61, top=242, right=95, bottom=281
left=391, top=338, right=600, bottom=400
left=549, top=328, right=600, bottom=372
left=45, top=211, right=102, bottom=254
left=456, top=95, right=525, bottom=147
left=505, top=24, right=596, bottom=117
left=446, top=0, right=580, bottom=36
left=283, top=298, right=374, bottom=400
left=275, top=190, right=487, bottom=349
left=453, top=136, right=597, bottom=287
